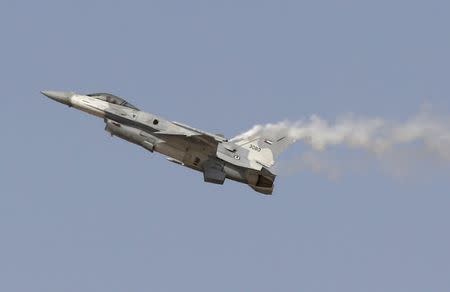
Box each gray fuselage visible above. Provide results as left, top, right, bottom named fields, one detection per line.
left=43, top=91, right=276, bottom=194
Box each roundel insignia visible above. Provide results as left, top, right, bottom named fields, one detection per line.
left=234, top=154, right=240, bottom=160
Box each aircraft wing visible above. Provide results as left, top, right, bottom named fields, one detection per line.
left=152, top=121, right=228, bottom=148
left=171, top=121, right=228, bottom=143
left=153, top=131, right=219, bottom=148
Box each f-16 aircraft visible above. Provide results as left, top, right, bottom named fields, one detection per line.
left=42, top=91, right=295, bottom=194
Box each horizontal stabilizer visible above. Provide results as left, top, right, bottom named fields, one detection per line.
left=233, top=135, right=296, bottom=168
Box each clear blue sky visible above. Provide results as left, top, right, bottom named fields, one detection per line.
left=1, top=1, right=450, bottom=291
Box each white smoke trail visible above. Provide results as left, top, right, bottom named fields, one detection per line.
left=232, top=107, right=450, bottom=175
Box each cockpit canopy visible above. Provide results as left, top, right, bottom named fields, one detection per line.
left=87, top=93, right=139, bottom=110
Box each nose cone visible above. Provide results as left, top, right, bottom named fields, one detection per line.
left=41, top=90, right=73, bottom=106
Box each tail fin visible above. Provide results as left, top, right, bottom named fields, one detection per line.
left=233, top=135, right=296, bottom=168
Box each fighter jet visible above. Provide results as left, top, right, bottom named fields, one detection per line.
left=42, top=91, right=295, bottom=194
